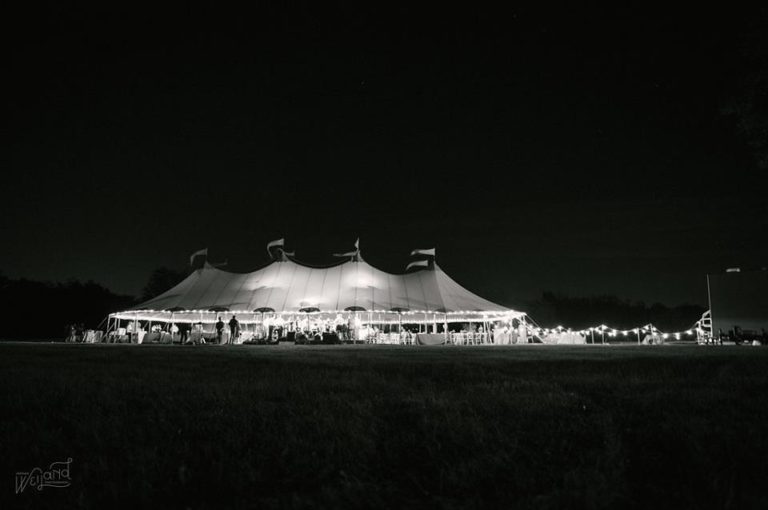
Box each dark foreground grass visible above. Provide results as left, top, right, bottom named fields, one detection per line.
left=1, top=344, right=767, bottom=509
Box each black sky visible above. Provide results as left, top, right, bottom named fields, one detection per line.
left=3, top=3, right=767, bottom=308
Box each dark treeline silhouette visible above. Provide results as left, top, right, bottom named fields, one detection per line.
left=524, top=292, right=707, bottom=331
left=0, top=267, right=189, bottom=340
left=0, top=273, right=134, bottom=340
left=2, top=269, right=707, bottom=340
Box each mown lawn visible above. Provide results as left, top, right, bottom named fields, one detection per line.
left=1, top=344, right=767, bottom=509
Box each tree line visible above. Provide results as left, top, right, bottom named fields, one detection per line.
left=0, top=267, right=190, bottom=339
left=0, top=273, right=135, bottom=340
left=1, top=269, right=706, bottom=339
left=523, top=292, right=706, bottom=332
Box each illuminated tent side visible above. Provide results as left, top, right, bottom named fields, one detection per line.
left=110, top=259, right=523, bottom=324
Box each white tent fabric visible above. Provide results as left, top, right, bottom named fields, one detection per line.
left=128, top=259, right=514, bottom=315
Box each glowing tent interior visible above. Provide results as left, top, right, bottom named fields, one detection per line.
left=108, top=244, right=526, bottom=343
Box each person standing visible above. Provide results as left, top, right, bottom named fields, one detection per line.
left=517, top=322, right=528, bottom=344
left=228, top=315, right=240, bottom=345
left=179, top=323, right=189, bottom=344
left=215, top=316, right=225, bottom=344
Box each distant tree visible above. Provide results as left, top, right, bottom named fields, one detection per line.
left=0, top=276, right=134, bottom=339
left=140, top=267, right=190, bottom=302
left=526, top=292, right=706, bottom=331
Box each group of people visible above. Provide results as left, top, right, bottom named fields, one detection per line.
left=214, top=315, right=241, bottom=345
left=108, top=316, right=244, bottom=345
left=167, top=315, right=241, bottom=345
left=65, top=323, right=86, bottom=342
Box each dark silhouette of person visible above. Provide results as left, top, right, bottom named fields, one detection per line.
left=179, top=323, right=189, bottom=344
left=215, top=317, right=225, bottom=344
left=228, top=315, right=240, bottom=345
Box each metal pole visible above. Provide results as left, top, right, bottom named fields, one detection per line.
left=706, top=274, right=714, bottom=343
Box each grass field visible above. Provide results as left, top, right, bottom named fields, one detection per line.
left=1, top=343, right=767, bottom=509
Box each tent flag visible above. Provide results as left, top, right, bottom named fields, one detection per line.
left=266, top=238, right=284, bottom=255
left=189, top=248, right=208, bottom=266
left=406, top=259, right=429, bottom=271
left=354, top=238, right=360, bottom=249
left=410, top=248, right=435, bottom=257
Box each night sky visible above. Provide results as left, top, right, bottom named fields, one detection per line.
left=4, top=3, right=767, bottom=308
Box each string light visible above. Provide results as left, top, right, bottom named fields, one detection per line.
left=527, top=322, right=700, bottom=341
left=108, top=310, right=700, bottom=342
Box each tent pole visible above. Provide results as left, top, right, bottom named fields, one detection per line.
left=706, top=274, right=713, bottom=342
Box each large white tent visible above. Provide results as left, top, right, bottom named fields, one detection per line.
left=110, top=254, right=524, bottom=327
